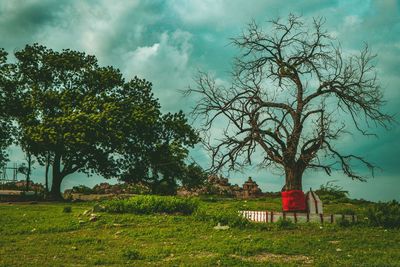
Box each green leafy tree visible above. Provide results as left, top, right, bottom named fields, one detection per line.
left=4, top=44, right=200, bottom=199
left=0, top=49, right=14, bottom=169
left=5, top=44, right=157, bottom=199
left=181, top=162, right=208, bottom=190
left=120, top=110, right=200, bottom=194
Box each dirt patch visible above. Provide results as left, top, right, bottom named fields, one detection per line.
left=232, top=253, right=313, bottom=265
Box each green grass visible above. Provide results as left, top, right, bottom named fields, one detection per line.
left=1, top=197, right=400, bottom=266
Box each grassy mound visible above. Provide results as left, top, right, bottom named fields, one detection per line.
left=103, top=195, right=199, bottom=215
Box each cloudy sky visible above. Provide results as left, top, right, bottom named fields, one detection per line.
left=1, top=0, right=399, bottom=201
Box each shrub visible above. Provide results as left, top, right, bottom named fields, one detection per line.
left=104, top=195, right=199, bottom=215
left=275, top=218, right=296, bottom=230
left=62, top=206, right=72, bottom=213
left=71, top=185, right=93, bottom=194
left=194, top=206, right=250, bottom=228
left=336, top=208, right=356, bottom=215
left=122, top=249, right=142, bottom=260
left=336, top=218, right=352, bottom=228
left=315, top=181, right=349, bottom=203
left=366, top=200, right=400, bottom=228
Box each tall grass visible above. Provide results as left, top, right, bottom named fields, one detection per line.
left=103, top=195, right=199, bottom=215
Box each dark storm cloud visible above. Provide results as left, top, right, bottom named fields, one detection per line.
left=0, top=0, right=66, bottom=49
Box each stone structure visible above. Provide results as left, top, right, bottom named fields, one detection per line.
left=241, top=177, right=262, bottom=198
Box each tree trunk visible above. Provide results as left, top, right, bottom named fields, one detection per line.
left=25, top=153, right=32, bottom=191
left=50, top=153, right=63, bottom=200
left=45, top=153, right=50, bottom=193
left=282, top=166, right=303, bottom=191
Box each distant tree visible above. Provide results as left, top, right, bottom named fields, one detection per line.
left=181, top=162, right=208, bottom=190
left=187, top=15, right=393, bottom=192
left=120, top=110, right=200, bottom=194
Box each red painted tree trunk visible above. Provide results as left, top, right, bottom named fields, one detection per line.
left=281, top=167, right=306, bottom=212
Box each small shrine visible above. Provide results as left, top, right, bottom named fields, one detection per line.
left=305, top=188, right=323, bottom=214
left=242, top=177, right=262, bottom=198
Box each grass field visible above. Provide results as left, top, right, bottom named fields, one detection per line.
left=1, top=197, right=400, bottom=266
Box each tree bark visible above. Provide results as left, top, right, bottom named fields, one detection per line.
left=45, top=153, right=50, bottom=193
left=25, top=153, right=32, bottom=191
left=282, top=166, right=303, bottom=191
left=50, top=153, right=63, bottom=200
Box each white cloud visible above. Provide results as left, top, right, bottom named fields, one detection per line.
left=343, top=15, right=361, bottom=27
left=122, top=30, right=194, bottom=111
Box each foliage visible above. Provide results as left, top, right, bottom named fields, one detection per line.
left=275, top=217, right=296, bottom=230
left=103, top=195, right=199, bottom=215
left=180, top=162, right=208, bottom=190
left=335, top=208, right=356, bottom=215
left=71, top=185, right=94, bottom=195
left=91, top=182, right=151, bottom=195
left=62, top=206, right=72, bottom=213
left=0, top=48, right=14, bottom=168
left=315, top=181, right=350, bottom=203
left=194, top=206, right=250, bottom=228
left=120, top=110, right=200, bottom=194
left=366, top=200, right=400, bottom=228
left=1, top=43, right=200, bottom=199
left=336, top=218, right=352, bottom=228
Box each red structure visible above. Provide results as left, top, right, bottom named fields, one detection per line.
left=281, top=190, right=306, bottom=212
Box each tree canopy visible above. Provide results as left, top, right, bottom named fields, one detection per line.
left=0, top=44, right=201, bottom=198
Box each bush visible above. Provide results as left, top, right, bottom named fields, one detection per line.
left=366, top=200, right=400, bottom=228
left=194, top=206, right=250, bottom=228
left=122, top=249, right=142, bottom=260
left=336, top=208, right=356, bottom=215
left=336, top=218, right=352, bottom=228
left=71, top=185, right=93, bottom=194
left=62, top=206, right=72, bottom=213
left=275, top=218, right=296, bottom=230
left=103, top=195, right=199, bottom=215
left=315, top=181, right=349, bottom=203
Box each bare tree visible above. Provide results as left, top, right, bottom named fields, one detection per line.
left=187, top=15, right=393, bottom=192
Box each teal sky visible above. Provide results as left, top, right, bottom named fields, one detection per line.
left=1, top=0, right=399, bottom=201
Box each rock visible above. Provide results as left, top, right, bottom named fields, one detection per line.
left=82, top=209, right=92, bottom=216
left=89, top=214, right=98, bottom=222
left=213, top=223, right=230, bottom=230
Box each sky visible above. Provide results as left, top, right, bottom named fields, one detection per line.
left=0, top=0, right=399, bottom=201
